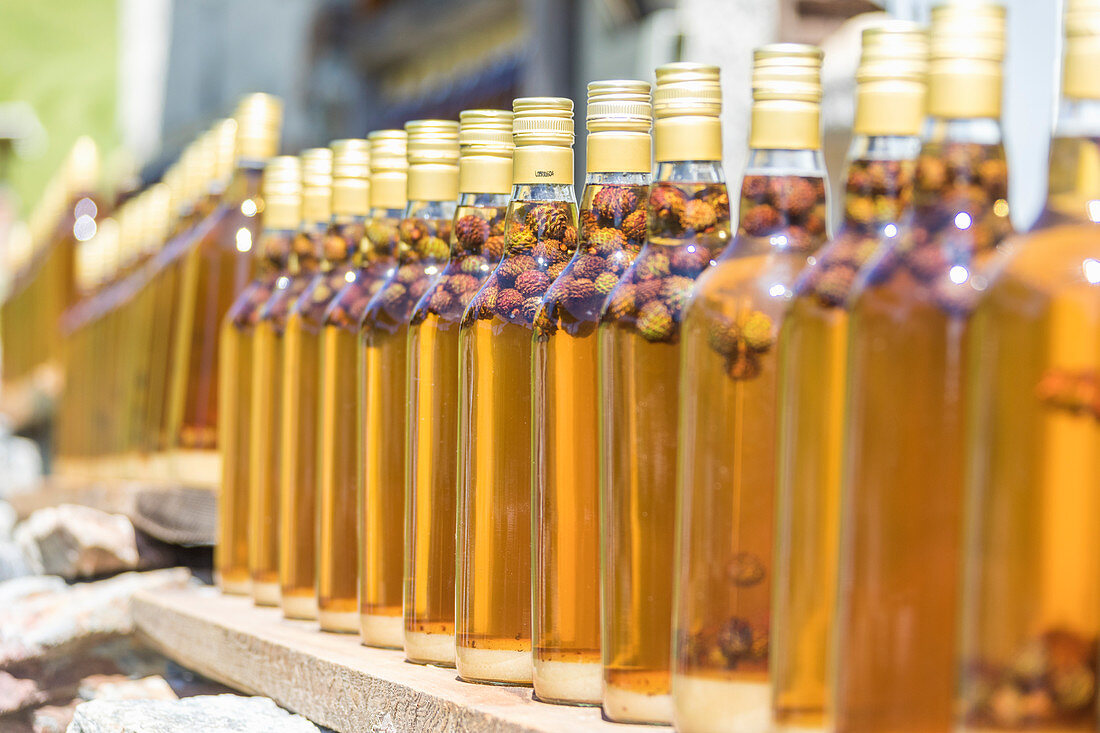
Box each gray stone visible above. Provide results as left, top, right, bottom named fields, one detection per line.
left=0, top=568, right=191, bottom=667
left=0, top=575, right=66, bottom=608
left=15, top=505, right=139, bottom=580
left=77, top=674, right=176, bottom=702
left=0, top=500, right=16, bottom=541
left=0, top=541, right=33, bottom=582
left=67, top=694, right=322, bottom=732
left=32, top=699, right=82, bottom=732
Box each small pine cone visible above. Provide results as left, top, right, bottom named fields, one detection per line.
left=741, top=311, right=775, bottom=352
left=650, top=185, right=687, bottom=230
left=711, top=191, right=731, bottom=222
left=461, top=255, right=489, bottom=275
left=562, top=225, right=577, bottom=246
left=368, top=279, right=385, bottom=296
left=741, top=175, right=768, bottom=202
left=446, top=273, right=480, bottom=296
left=622, top=210, right=647, bottom=243
left=526, top=203, right=570, bottom=239
left=509, top=224, right=537, bottom=253
left=728, top=351, right=760, bottom=380
left=548, top=261, right=568, bottom=280
left=670, top=246, right=710, bottom=277
left=634, top=278, right=663, bottom=305
left=684, top=199, right=718, bottom=233
left=574, top=255, right=606, bottom=280
left=815, top=264, right=857, bottom=306
left=399, top=218, right=428, bottom=245
left=637, top=301, right=674, bottom=342
left=495, top=288, right=524, bottom=318
left=660, top=276, right=695, bottom=313
left=593, top=186, right=639, bottom=222
left=707, top=316, right=740, bottom=357
left=588, top=227, right=627, bottom=257
left=429, top=288, right=456, bottom=314
left=606, top=250, right=633, bottom=275
left=455, top=214, right=491, bottom=250
left=515, top=269, right=551, bottom=298
left=396, top=265, right=419, bottom=284
left=741, top=204, right=781, bottom=236
left=607, top=284, right=637, bottom=320
left=408, top=277, right=430, bottom=302
left=769, top=177, right=819, bottom=217
left=421, top=236, right=451, bottom=260
left=381, top=282, right=406, bottom=309
left=521, top=296, right=543, bottom=322
left=490, top=217, right=506, bottom=236
left=595, top=271, right=619, bottom=296
left=566, top=277, right=596, bottom=303
left=485, top=235, right=506, bottom=261
left=580, top=209, right=599, bottom=235
left=978, top=158, right=1008, bottom=199
left=476, top=284, right=500, bottom=317
left=784, top=226, right=814, bottom=253
left=637, top=251, right=671, bottom=281
left=366, top=222, right=399, bottom=248
left=532, top=240, right=556, bottom=262
left=497, top=255, right=536, bottom=286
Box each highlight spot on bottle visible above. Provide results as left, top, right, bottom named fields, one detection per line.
left=241, top=199, right=259, bottom=217
left=74, top=197, right=98, bottom=219
left=1083, top=258, right=1100, bottom=285
left=235, top=228, right=252, bottom=253
left=345, top=270, right=356, bottom=283
left=73, top=215, right=96, bottom=242
left=954, top=212, right=972, bottom=230
left=993, top=199, right=1009, bottom=218
left=883, top=223, right=898, bottom=238
left=1087, top=200, right=1100, bottom=223
left=769, top=283, right=787, bottom=298
left=949, top=265, right=969, bottom=285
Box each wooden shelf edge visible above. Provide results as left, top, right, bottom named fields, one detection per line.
left=132, top=587, right=652, bottom=733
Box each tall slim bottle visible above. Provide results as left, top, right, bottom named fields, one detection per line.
left=771, top=25, right=926, bottom=730
left=532, top=80, right=651, bottom=705
left=318, top=131, right=405, bottom=636
left=315, top=138, right=371, bottom=633
left=359, top=120, right=459, bottom=646
left=598, top=64, right=731, bottom=724
left=958, top=2, right=1100, bottom=729
left=458, top=98, right=578, bottom=685
left=671, top=46, right=828, bottom=733
left=168, top=94, right=283, bottom=486
left=217, top=157, right=300, bottom=595
left=834, top=4, right=1012, bottom=732
left=405, top=110, right=513, bottom=664
left=248, top=155, right=304, bottom=607
left=279, top=148, right=333, bottom=621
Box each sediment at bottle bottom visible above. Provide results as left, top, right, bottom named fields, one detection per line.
left=602, top=683, right=673, bottom=725
left=405, top=631, right=456, bottom=666
left=672, top=674, right=771, bottom=733
left=360, top=613, right=404, bottom=649
left=318, top=609, right=359, bottom=633
left=251, top=581, right=281, bottom=607
left=282, top=592, right=318, bottom=621
left=533, top=659, right=602, bottom=705
left=456, top=646, right=534, bottom=685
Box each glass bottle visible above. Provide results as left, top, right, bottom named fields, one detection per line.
left=457, top=97, right=578, bottom=685
left=834, top=5, right=1012, bottom=732
left=598, top=63, right=730, bottom=724
left=771, top=25, right=926, bottom=730
left=404, top=110, right=513, bottom=664
left=671, top=46, right=828, bottom=732
left=249, top=154, right=308, bottom=609
left=167, top=94, right=283, bottom=486
left=958, top=2, right=1100, bottom=729
left=279, top=148, right=333, bottom=621
left=531, top=81, right=651, bottom=705
left=318, top=130, right=405, bottom=637
left=359, top=120, right=459, bottom=647
left=216, top=157, right=299, bottom=596
left=314, top=138, right=371, bottom=633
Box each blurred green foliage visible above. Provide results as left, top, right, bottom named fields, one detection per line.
left=0, top=0, right=118, bottom=215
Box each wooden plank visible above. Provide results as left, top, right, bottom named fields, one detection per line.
left=133, top=587, right=654, bottom=733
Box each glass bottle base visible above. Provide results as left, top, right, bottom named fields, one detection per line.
left=456, top=646, right=533, bottom=685
left=281, top=592, right=318, bottom=621
left=603, top=684, right=673, bottom=725
left=170, top=448, right=220, bottom=488
left=251, top=580, right=281, bottom=607
left=405, top=630, right=456, bottom=666
left=360, top=613, right=404, bottom=649
left=318, top=609, right=359, bottom=633
left=672, top=674, right=771, bottom=733
left=533, top=659, right=602, bottom=705
left=218, top=577, right=251, bottom=596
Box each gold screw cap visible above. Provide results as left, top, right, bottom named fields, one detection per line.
left=234, top=93, right=284, bottom=162
left=928, top=0, right=1006, bottom=118
left=750, top=44, right=824, bottom=151
left=653, top=62, right=721, bottom=118
left=458, top=110, right=514, bottom=195
left=587, top=80, right=652, bottom=173
left=66, top=136, right=100, bottom=197
left=406, top=120, right=460, bottom=202
left=263, top=155, right=302, bottom=231
left=512, top=97, right=574, bottom=185
left=330, top=139, right=371, bottom=217
left=369, top=130, right=409, bottom=211
left=855, top=22, right=929, bottom=136
left=1065, top=0, right=1100, bottom=100
left=299, top=147, right=333, bottom=225
left=211, top=118, right=239, bottom=187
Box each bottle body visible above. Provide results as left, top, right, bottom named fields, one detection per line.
left=772, top=136, right=918, bottom=727
left=532, top=172, right=648, bottom=703
left=405, top=194, right=508, bottom=664
left=457, top=185, right=578, bottom=684
left=359, top=201, right=455, bottom=647
left=599, top=161, right=730, bottom=723
left=834, top=119, right=1012, bottom=733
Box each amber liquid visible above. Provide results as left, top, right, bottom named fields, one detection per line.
left=835, top=138, right=1011, bottom=733
left=144, top=224, right=189, bottom=457
left=532, top=180, right=646, bottom=700
left=599, top=179, right=729, bottom=721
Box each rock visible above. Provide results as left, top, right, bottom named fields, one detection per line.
left=67, top=695, right=322, bottom=732
left=15, top=505, right=139, bottom=579
left=0, top=500, right=16, bottom=541
left=0, top=542, right=33, bottom=582
left=32, top=699, right=82, bottom=732
left=0, top=669, right=44, bottom=713
left=0, top=576, right=66, bottom=611
left=78, top=674, right=176, bottom=702
left=0, top=568, right=191, bottom=667
left=0, top=432, right=43, bottom=500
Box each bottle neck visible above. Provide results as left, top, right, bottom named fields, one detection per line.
left=323, top=214, right=366, bottom=271
left=736, top=148, right=828, bottom=248
left=292, top=222, right=326, bottom=275
left=258, top=229, right=294, bottom=276
left=224, top=162, right=265, bottom=208
left=654, top=160, right=726, bottom=185
left=1041, top=98, right=1100, bottom=224
left=914, top=116, right=1008, bottom=211
left=398, top=199, right=458, bottom=266
left=584, top=171, right=650, bottom=186
left=361, top=207, right=403, bottom=265
left=840, top=134, right=921, bottom=231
